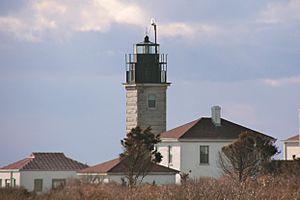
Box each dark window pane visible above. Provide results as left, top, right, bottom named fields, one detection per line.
left=200, top=146, right=209, bottom=164
left=34, top=179, right=43, bottom=192
left=148, top=94, right=156, bottom=108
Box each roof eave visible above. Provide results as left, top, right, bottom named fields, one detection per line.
left=0, top=169, right=20, bottom=172
left=77, top=172, right=108, bottom=176
left=160, top=138, right=179, bottom=142
left=282, top=140, right=299, bottom=143
left=178, top=138, right=235, bottom=142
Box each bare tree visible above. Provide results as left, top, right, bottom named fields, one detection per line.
left=219, top=131, right=278, bottom=182
left=120, top=126, right=162, bottom=187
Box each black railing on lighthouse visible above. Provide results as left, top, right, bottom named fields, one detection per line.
left=125, top=53, right=167, bottom=84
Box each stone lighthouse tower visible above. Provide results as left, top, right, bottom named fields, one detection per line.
left=124, top=24, right=170, bottom=135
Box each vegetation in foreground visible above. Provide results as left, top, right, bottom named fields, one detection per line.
left=1, top=174, right=300, bottom=200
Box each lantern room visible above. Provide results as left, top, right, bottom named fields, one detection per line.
left=125, top=35, right=167, bottom=84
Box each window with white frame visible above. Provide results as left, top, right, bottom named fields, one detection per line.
left=148, top=94, right=156, bottom=108
left=0, top=179, right=2, bottom=187
left=200, top=145, right=209, bottom=164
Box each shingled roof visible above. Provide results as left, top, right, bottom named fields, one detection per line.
left=161, top=117, right=273, bottom=140
left=78, top=158, right=179, bottom=174
left=1, top=152, right=89, bottom=171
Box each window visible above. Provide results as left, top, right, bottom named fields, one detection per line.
left=5, top=179, right=9, bottom=187
left=168, top=145, right=173, bottom=164
left=52, top=179, right=66, bottom=189
left=34, top=179, right=43, bottom=192
left=148, top=94, right=156, bottom=108
left=5, top=179, right=16, bottom=187
left=200, top=146, right=209, bottom=164
left=0, top=179, right=2, bottom=187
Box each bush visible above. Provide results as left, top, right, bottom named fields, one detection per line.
left=0, top=175, right=299, bottom=200
left=0, top=187, right=33, bottom=200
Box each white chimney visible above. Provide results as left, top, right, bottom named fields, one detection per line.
left=211, top=106, right=221, bottom=126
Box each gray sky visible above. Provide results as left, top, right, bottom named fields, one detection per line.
left=0, top=0, right=299, bottom=166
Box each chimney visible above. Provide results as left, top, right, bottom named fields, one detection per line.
left=211, top=106, right=221, bottom=126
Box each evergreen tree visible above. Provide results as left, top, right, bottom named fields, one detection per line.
left=120, top=126, right=162, bottom=187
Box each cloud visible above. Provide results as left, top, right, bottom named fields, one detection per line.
left=1, top=0, right=299, bottom=44
left=0, top=0, right=146, bottom=42
left=75, top=0, right=145, bottom=32
left=0, top=17, right=41, bottom=42
left=258, top=0, right=300, bottom=25
left=0, top=0, right=223, bottom=43
left=159, top=22, right=219, bottom=39
left=263, top=75, right=300, bottom=87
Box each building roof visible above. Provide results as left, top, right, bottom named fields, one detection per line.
left=0, top=152, right=89, bottom=171
left=78, top=158, right=179, bottom=174
left=161, top=117, right=273, bottom=140
left=284, top=134, right=299, bottom=141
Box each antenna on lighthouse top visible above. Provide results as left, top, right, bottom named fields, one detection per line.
left=151, top=18, right=157, bottom=55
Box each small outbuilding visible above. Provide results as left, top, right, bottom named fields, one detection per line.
left=283, top=109, right=300, bottom=160
left=0, top=152, right=88, bottom=192
left=77, top=158, right=179, bottom=185
left=283, top=134, right=300, bottom=160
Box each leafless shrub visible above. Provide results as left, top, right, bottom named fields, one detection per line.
left=0, top=175, right=299, bottom=200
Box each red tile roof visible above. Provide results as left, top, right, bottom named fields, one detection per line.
left=284, top=134, right=299, bottom=141
left=78, top=158, right=179, bottom=174
left=161, top=117, right=273, bottom=140
left=1, top=152, right=88, bottom=171
left=79, top=158, right=120, bottom=173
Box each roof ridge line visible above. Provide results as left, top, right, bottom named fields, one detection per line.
left=179, top=118, right=201, bottom=138
left=65, top=155, right=89, bottom=167
left=20, top=157, right=34, bottom=170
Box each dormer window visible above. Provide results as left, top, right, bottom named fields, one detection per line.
left=148, top=94, right=156, bottom=108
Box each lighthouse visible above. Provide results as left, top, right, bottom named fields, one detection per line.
left=124, top=22, right=170, bottom=135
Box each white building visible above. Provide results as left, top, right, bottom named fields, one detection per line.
left=282, top=109, right=300, bottom=160
left=157, top=106, right=274, bottom=182
left=283, top=135, right=300, bottom=160
left=0, top=152, right=88, bottom=192
left=77, top=158, right=178, bottom=185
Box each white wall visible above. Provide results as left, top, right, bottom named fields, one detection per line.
left=20, top=171, right=77, bottom=192
left=284, top=142, right=300, bottom=160
left=0, top=171, right=20, bottom=187
left=79, top=173, right=176, bottom=185
left=157, top=142, right=181, bottom=170
left=158, top=140, right=231, bottom=180
left=180, top=141, right=230, bottom=178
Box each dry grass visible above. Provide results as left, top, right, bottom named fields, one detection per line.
left=1, top=175, right=300, bottom=200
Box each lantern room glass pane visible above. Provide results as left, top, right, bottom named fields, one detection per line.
left=135, top=45, right=159, bottom=54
